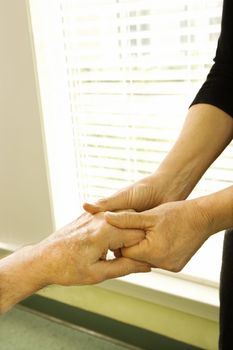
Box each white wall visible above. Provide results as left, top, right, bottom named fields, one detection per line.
left=0, top=0, right=53, bottom=248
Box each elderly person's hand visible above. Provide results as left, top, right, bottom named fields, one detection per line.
left=40, top=212, right=150, bottom=285
left=0, top=212, right=150, bottom=314
left=104, top=185, right=233, bottom=272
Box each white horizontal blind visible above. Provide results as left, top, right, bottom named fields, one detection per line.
left=59, top=0, right=228, bottom=202
left=30, top=0, right=231, bottom=283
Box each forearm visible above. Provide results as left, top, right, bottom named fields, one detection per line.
left=156, top=104, right=233, bottom=202
left=195, top=185, right=233, bottom=236
left=0, top=244, right=47, bottom=314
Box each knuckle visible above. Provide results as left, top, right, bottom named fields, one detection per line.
left=170, top=265, right=182, bottom=273
left=80, top=269, right=100, bottom=285
left=162, top=262, right=183, bottom=273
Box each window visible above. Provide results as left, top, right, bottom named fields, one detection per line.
left=29, top=0, right=227, bottom=285
left=140, top=23, right=150, bottom=31
left=209, top=32, right=220, bottom=42
left=141, top=38, right=150, bottom=46
left=129, top=24, right=137, bottom=32
left=209, top=16, right=221, bottom=25
left=180, top=20, right=188, bottom=27
left=130, top=38, right=137, bottom=46
left=140, top=9, right=150, bottom=16
left=180, top=35, right=188, bottom=43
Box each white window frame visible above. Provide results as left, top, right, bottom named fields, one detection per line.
left=27, top=0, right=80, bottom=228
left=27, top=0, right=220, bottom=320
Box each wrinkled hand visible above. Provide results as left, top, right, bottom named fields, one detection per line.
left=105, top=200, right=212, bottom=272
left=83, top=174, right=170, bottom=214
left=38, top=212, right=150, bottom=286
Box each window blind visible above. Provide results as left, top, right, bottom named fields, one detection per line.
left=60, top=0, right=228, bottom=203
left=30, top=0, right=230, bottom=283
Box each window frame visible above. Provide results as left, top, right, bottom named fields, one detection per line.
left=28, top=0, right=222, bottom=313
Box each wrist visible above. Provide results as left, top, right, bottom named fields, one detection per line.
left=193, top=186, right=233, bottom=236
left=0, top=244, right=48, bottom=313
left=158, top=170, right=190, bottom=202
left=153, top=104, right=233, bottom=203
left=149, top=168, right=193, bottom=203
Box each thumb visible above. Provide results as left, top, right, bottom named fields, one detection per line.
left=83, top=190, right=130, bottom=214
left=95, top=257, right=151, bottom=281
left=105, top=211, right=153, bottom=230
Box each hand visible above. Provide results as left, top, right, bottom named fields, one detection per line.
left=105, top=200, right=212, bottom=272
left=0, top=212, right=150, bottom=314
left=83, top=173, right=174, bottom=214
left=38, top=212, right=150, bottom=286
left=84, top=105, right=233, bottom=216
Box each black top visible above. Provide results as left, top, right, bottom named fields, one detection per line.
left=190, top=0, right=233, bottom=118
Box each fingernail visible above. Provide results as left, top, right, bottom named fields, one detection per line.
left=85, top=203, right=96, bottom=207
left=83, top=202, right=101, bottom=213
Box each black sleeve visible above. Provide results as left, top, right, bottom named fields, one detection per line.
left=190, top=0, right=233, bottom=118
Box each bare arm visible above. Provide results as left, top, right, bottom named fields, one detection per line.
left=157, top=103, right=233, bottom=202
left=84, top=103, right=233, bottom=213
left=197, top=185, right=233, bottom=236
left=85, top=0, right=233, bottom=214
left=0, top=245, right=47, bottom=314
left=0, top=212, right=149, bottom=314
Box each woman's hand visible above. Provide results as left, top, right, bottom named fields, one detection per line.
left=105, top=199, right=212, bottom=272
left=83, top=173, right=178, bottom=214
left=84, top=105, right=233, bottom=216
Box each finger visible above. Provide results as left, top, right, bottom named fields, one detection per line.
left=83, top=190, right=130, bottom=214
left=95, top=257, right=151, bottom=281
left=83, top=202, right=101, bottom=214
left=108, top=227, right=145, bottom=251
left=105, top=211, right=153, bottom=230
left=121, top=239, right=149, bottom=262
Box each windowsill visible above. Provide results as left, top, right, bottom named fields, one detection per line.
left=99, top=270, right=219, bottom=322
